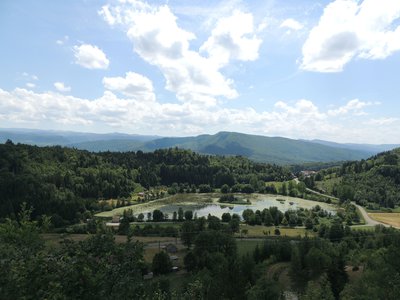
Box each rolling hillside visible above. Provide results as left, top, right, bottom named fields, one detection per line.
left=316, top=148, right=400, bottom=208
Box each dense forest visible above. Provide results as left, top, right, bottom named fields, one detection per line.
left=310, top=148, right=400, bottom=209
left=1, top=206, right=399, bottom=299
left=0, top=141, right=291, bottom=224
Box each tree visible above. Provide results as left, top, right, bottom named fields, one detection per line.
left=281, top=182, right=288, bottom=195
left=118, top=217, right=131, bottom=235
left=184, top=251, right=197, bottom=272
left=229, top=218, right=240, bottom=233
left=221, top=212, right=231, bottom=223
left=152, top=209, right=164, bottom=222
left=302, top=274, right=334, bottom=300
left=178, top=207, right=184, bottom=221
left=246, top=277, right=281, bottom=300
left=242, top=209, right=254, bottom=223
left=305, top=218, right=313, bottom=230
left=220, top=184, right=230, bottom=194
left=198, top=184, right=212, bottom=193
left=184, top=210, right=193, bottom=221
left=181, top=221, right=196, bottom=248
left=241, top=184, right=254, bottom=194
left=207, top=216, right=222, bottom=231
left=329, top=222, right=344, bottom=242
left=152, top=251, right=172, bottom=275
left=305, top=247, right=331, bottom=276
left=137, top=213, right=144, bottom=222
left=290, top=245, right=303, bottom=279
left=263, top=209, right=273, bottom=226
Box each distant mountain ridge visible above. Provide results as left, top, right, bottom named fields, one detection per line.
left=1, top=128, right=398, bottom=165
left=0, top=128, right=159, bottom=146
left=309, top=139, right=400, bottom=153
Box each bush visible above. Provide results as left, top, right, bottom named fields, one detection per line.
left=219, top=194, right=235, bottom=203
left=198, top=184, right=213, bottom=193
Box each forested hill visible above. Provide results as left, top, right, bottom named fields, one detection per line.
left=0, top=141, right=291, bottom=224
left=315, top=148, right=400, bottom=209
left=137, top=132, right=373, bottom=164
left=1, top=129, right=379, bottom=165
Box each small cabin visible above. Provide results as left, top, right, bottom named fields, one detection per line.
left=165, top=243, right=178, bottom=254
left=111, top=215, right=121, bottom=223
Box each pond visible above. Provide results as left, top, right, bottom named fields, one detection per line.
left=96, top=193, right=337, bottom=219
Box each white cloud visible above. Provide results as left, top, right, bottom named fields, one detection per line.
left=327, top=99, right=376, bottom=116
left=26, top=83, right=36, bottom=88
left=100, top=1, right=264, bottom=106
left=73, top=44, right=110, bottom=69
left=56, top=35, right=69, bottom=45
left=1, top=87, right=394, bottom=143
left=301, top=0, right=400, bottom=72
left=257, top=18, right=268, bottom=32
left=22, top=72, right=38, bottom=81
left=366, top=117, right=399, bottom=126
left=200, top=10, right=262, bottom=67
left=103, top=72, right=155, bottom=102
left=54, top=82, right=71, bottom=92
left=280, top=18, right=303, bottom=31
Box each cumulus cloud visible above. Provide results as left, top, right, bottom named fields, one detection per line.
left=327, top=99, right=377, bottom=116
left=103, top=72, right=155, bottom=102
left=99, top=1, right=263, bottom=106
left=26, top=83, right=36, bottom=88
left=301, top=0, right=400, bottom=72
left=54, top=82, right=71, bottom=92
left=280, top=18, right=303, bottom=31
left=73, top=44, right=110, bottom=69
left=1, top=87, right=392, bottom=142
left=200, top=10, right=262, bottom=67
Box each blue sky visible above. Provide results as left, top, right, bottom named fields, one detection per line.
left=1, top=0, right=400, bottom=143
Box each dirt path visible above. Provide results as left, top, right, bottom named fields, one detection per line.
left=351, top=202, right=390, bottom=227
left=305, top=187, right=339, bottom=200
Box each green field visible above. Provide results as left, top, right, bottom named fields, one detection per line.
left=315, top=177, right=342, bottom=194
left=236, top=224, right=314, bottom=238
left=236, top=239, right=264, bottom=256
left=350, top=225, right=375, bottom=231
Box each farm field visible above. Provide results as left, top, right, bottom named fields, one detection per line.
left=368, top=213, right=400, bottom=228
left=42, top=233, right=177, bottom=248
left=236, top=224, right=315, bottom=238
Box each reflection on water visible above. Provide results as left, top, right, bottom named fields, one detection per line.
left=139, top=194, right=337, bottom=219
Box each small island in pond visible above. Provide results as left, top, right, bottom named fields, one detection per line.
left=219, top=194, right=251, bottom=205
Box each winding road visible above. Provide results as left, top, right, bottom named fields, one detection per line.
left=350, top=201, right=390, bottom=227
left=297, top=181, right=390, bottom=227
